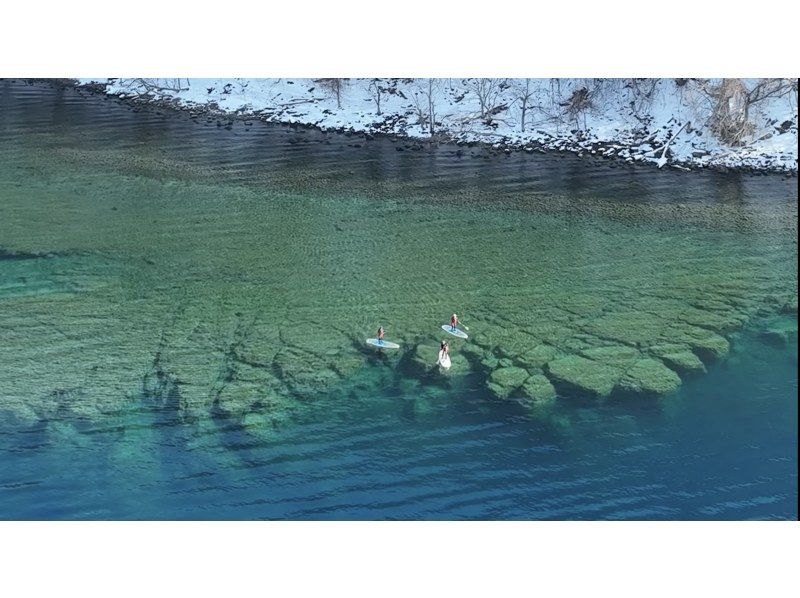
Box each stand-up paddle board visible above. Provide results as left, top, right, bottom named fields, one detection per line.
left=437, top=353, right=452, bottom=369
left=441, top=325, right=468, bottom=339
left=366, top=338, right=400, bottom=349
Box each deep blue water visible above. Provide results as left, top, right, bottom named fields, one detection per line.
left=1, top=325, right=796, bottom=520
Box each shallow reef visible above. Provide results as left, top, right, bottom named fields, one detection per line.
left=0, top=127, right=797, bottom=428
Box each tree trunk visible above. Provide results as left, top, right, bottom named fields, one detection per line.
left=428, top=80, right=435, bottom=136
left=713, top=78, right=749, bottom=145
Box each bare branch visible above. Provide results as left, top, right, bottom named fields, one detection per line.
left=366, top=79, right=386, bottom=116
left=747, top=78, right=794, bottom=105
left=468, top=78, right=507, bottom=120
left=511, top=78, right=533, bottom=132
left=315, top=78, right=347, bottom=109
left=118, top=78, right=189, bottom=93
left=411, top=78, right=440, bottom=137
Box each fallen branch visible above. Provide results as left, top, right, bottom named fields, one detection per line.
left=652, top=121, right=690, bottom=168
left=275, top=97, right=326, bottom=108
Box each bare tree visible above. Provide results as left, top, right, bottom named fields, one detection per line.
left=119, top=78, right=189, bottom=93
left=427, top=79, right=439, bottom=136
left=707, top=78, right=750, bottom=144
left=512, top=78, right=534, bottom=132
left=549, top=78, right=562, bottom=106
left=469, top=78, right=506, bottom=119
left=317, top=78, right=347, bottom=109
left=411, top=89, right=426, bottom=129
left=505, top=79, right=570, bottom=134
left=673, top=77, right=691, bottom=105
left=694, top=78, right=794, bottom=145
left=626, top=78, right=660, bottom=118
left=411, top=78, right=440, bottom=137
left=367, top=79, right=386, bottom=115
left=747, top=78, right=796, bottom=104
left=561, top=86, right=592, bottom=130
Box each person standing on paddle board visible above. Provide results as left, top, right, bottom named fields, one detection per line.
left=437, top=341, right=451, bottom=367
left=450, top=313, right=459, bottom=332
left=377, top=326, right=386, bottom=344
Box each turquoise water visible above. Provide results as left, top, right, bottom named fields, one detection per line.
left=1, top=326, right=796, bottom=519
left=0, top=81, right=797, bottom=519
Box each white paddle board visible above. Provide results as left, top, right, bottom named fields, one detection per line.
left=366, top=338, right=400, bottom=349
left=441, top=324, right=468, bottom=339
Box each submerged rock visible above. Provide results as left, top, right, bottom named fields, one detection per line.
left=580, top=345, right=641, bottom=368
left=548, top=349, right=681, bottom=399
left=546, top=355, right=622, bottom=398
left=647, top=344, right=706, bottom=374
left=409, top=343, right=440, bottom=374
left=780, top=295, right=798, bottom=315
left=460, top=342, right=488, bottom=361
left=668, top=324, right=730, bottom=363
left=516, top=344, right=558, bottom=369
left=273, top=347, right=342, bottom=397
left=241, top=409, right=291, bottom=442
left=584, top=311, right=666, bottom=347
left=441, top=352, right=471, bottom=376
left=280, top=323, right=349, bottom=357
left=480, top=354, right=500, bottom=370
left=690, top=297, right=737, bottom=314
left=520, top=374, right=557, bottom=403
left=214, top=362, right=283, bottom=416
left=142, top=364, right=181, bottom=404
left=409, top=343, right=470, bottom=377
left=757, top=316, right=799, bottom=348
left=242, top=411, right=271, bottom=431
left=616, top=358, right=681, bottom=397
left=486, top=366, right=530, bottom=398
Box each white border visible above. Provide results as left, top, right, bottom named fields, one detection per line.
left=0, top=522, right=797, bottom=597
left=1, top=2, right=798, bottom=596
left=2, top=1, right=800, bottom=75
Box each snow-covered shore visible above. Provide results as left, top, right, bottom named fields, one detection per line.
left=77, top=78, right=798, bottom=174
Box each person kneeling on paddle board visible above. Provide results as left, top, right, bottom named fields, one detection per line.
left=450, top=313, right=459, bottom=332
left=377, top=326, right=386, bottom=345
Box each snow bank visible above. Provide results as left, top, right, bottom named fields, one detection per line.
left=77, top=78, right=798, bottom=174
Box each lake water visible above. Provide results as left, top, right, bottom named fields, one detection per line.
left=0, top=80, right=797, bottom=519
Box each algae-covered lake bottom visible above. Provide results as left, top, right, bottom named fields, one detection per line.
left=0, top=81, right=797, bottom=519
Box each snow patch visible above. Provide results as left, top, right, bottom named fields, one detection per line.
left=77, top=78, right=798, bottom=174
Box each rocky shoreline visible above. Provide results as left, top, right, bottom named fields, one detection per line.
left=66, top=78, right=798, bottom=177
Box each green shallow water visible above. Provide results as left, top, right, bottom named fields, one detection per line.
left=0, top=81, right=797, bottom=519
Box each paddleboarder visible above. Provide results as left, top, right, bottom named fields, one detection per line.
left=437, top=340, right=451, bottom=369
left=450, top=313, right=459, bottom=332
